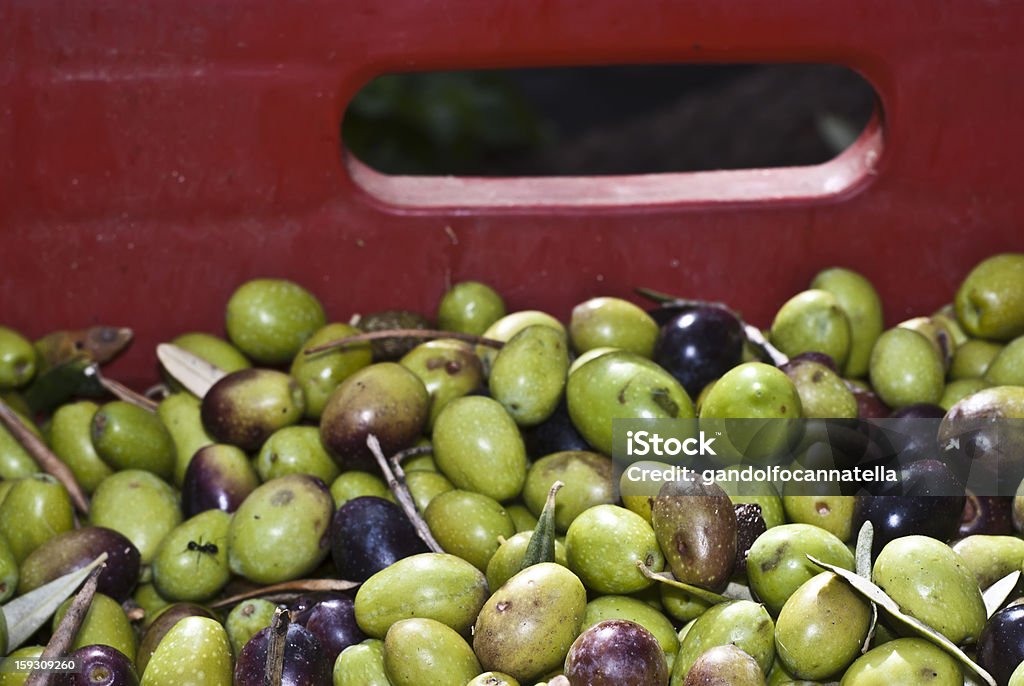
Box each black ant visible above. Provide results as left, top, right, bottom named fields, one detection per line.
left=184, top=537, right=220, bottom=570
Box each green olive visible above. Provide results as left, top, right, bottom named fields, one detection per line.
left=672, top=600, right=776, bottom=683
left=437, top=281, right=507, bottom=336
left=940, top=378, right=991, bottom=410
left=839, top=638, right=961, bottom=686
left=432, top=396, right=526, bottom=502
left=984, top=335, right=1024, bottom=386
left=565, top=504, right=664, bottom=594
left=255, top=425, right=340, bottom=484
left=53, top=592, right=136, bottom=658
left=871, top=535, right=985, bottom=645
left=569, top=297, right=660, bottom=358
left=227, top=474, right=333, bottom=584
left=868, top=328, right=945, bottom=409
left=400, top=339, right=484, bottom=427
left=425, top=489, right=516, bottom=571
left=952, top=535, right=1024, bottom=589
left=334, top=639, right=392, bottom=686
left=225, top=277, right=326, bottom=364
left=152, top=509, right=231, bottom=602
left=950, top=339, right=1003, bottom=380
left=354, top=552, right=488, bottom=638
left=90, top=470, right=181, bottom=564
left=290, top=323, right=373, bottom=419
left=226, top=598, right=277, bottom=658
left=48, top=401, right=111, bottom=493
left=522, top=451, right=613, bottom=533
left=0, top=474, right=75, bottom=563
left=163, top=332, right=250, bottom=390
left=0, top=327, right=37, bottom=391
left=330, top=471, right=395, bottom=508
left=774, top=572, right=871, bottom=680
left=158, top=392, right=215, bottom=486
left=746, top=524, right=855, bottom=616
left=955, top=252, right=1024, bottom=341
left=91, top=400, right=176, bottom=480
left=810, top=268, right=883, bottom=378
left=140, top=616, right=233, bottom=686
left=478, top=311, right=567, bottom=374
left=384, top=617, right=481, bottom=686
left=489, top=325, right=569, bottom=427
left=770, top=290, right=851, bottom=371
left=485, top=531, right=568, bottom=591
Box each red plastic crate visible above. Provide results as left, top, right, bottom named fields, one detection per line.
left=2, top=1, right=1023, bottom=385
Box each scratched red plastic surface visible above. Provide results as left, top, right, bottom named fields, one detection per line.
left=1, top=2, right=1022, bottom=385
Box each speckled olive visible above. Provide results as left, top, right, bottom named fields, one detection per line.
left=158, top=392, right=215, bottom=486
left=651, top=477, right=737, bottom=593
left=473, top=563, right=587, bottom=683
left=952, top=534, right=1024, bottom=589
left=354, top=552, right=488, bottom=638
left=565, top=504, right=664, bottom=594
left=869, top=328, right=945, bottom=409
left=955, top=253, right=1024, bottom=341
left=810, top=267, right=883, bottom=378
left=485, top=531, right=568, bottom=591
left=570, top=297, right=660, bottom=358
left=255, top=425, right=340, bottom=484
left=140, top=616, right=233, bottom=686
left=319, top=362, right=429, bottom=472
left=400, top=339, right=484, bottom=427
left=383, top=618, right=481, bottom=686
left=329, top=470, right=394, bottom=508
left=671, top=600, right=776, bottom=684
left=522, top=451, right=614, bottom=532
left=201, top=368, right=305, bottom=452
left=770, top=290, right=851, bottom=372
left=424, top=489, right=516, bottom=571
left=91, top=400, right=175, bottom=479
left=333, top=639, right=391, bottom=686
left=227, top=474, right=333, bottom=584
left=774, top=572, right=871, bottom=680
left=152, top=509, right=231, bottom=602
left=432, top=396, right=527, bottom=502
left=780, top=359, right=857, bottom=419
left=839, top=638, right=961, bottom=686
left=746, top=524, right=855, bottom=616
left=290, top=323, right=373, bottom=419
left=0, top=473, right=75, bottom=563
left=90, top=470, right=181, bottom=564
left=871, top=535, right=985, bottom=644
left=479, top=311, right=566, bottom=374
left=489, top=325, right=569, bottom=427
left=225, top=278, right=326, bottom=365
left=49, top=401, right=111, bottom=493
left=225, top=599, right=277, bottom=659
left=950, top=339, right=1003, bottom=380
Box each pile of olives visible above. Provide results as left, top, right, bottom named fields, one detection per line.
left=0, top=252, right=1023, bottom=686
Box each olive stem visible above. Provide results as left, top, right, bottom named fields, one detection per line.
left=209, top=579, right=360, bottom=610
left=264, top=607, right=289, bottom=686
left=86, top=365, right=160, bottom=412
left=303, top=329, right=505, bottom=355
left=367, top=434, right=445, bottom=554
left=389, top=444, right=433, bottom=470
left=25, top=563, right=105, bottom=686
left=0, top=399, right=90, bottom=515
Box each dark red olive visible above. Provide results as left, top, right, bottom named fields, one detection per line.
left=18, top=527, right=141, bottom=602
left=329, top=496, right=428, bottom=582
left=852, top=493, right=965, bottom=556
left=56, top=645, right=137, bottom=686
left=978, top=604, right=1024, bottom=686
left=889, top=403, right=947, bottom=419
left=734, top=503, right=766, bottom=570
left=291, top=595, right=365, bottom=665
left=564, top=619, right=668, bottom=686
left=234, top=623, right=330, bottom=686
left=959, top=492, right=1014, bottom=537
left=853, top=387, right=890, bottom=419
left=181, top=443, right=259, bottom=517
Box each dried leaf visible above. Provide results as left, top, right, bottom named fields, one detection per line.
left=983, top=570, right=1020, bottom=618
left=2, top=553, right=107, bottom=651
left=808, top=555, right=996, bottom=686
left=156, top=344, right=227, bottom=398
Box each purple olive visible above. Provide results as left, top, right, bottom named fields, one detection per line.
left=853, top=387, right=890, bottom=419
left=852, top=493, right=965, bottom=556
left=889, top=403, right=947, bottom=419
left=734, top=503, right=767, bottom=570
left=329, top=496, right=428, bottom=581
left=56, top=645, right=138, bottom=686
left=959, top=492, right=1014, bottom=537
left=652, top=305, right=744, bottom=398
left=18, top=527, right=141, bottom=602
left=978, top=604, right=1024, bottom=686
left=789, top=351, right=839, bottom=373
left=291, top=595, right=365, bottom=665
left=234, top=623, right=330, bottom=686
left=181, top=443, right=260, bottom=517
left=564, top=619, right=668, bottom=686
left=522, top=400, right=591, bottom=459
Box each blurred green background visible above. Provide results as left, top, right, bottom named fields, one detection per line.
left=342, top=65, right=875, bottom=177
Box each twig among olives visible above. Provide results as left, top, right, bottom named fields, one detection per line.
left=303, top=328, right=505, bottom=355
left=0, top=398, right=90, bottom=514
left=366, top=434, right=444, bottom=553
left=209, top=579, right=359, bottom=610
left=263, top=607, right=289, bottom=686
left=24, top=563, right=104, bottom=686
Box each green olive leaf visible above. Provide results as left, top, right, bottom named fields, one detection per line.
left=635, top=561, right=732, bottom=606
left=808, top=555, right=996, bottom=686
left=520, top=481, right=561, bottom=571
left=1, top=553, right=107, bottom=652
left=854, top=520, right=874, bottom=579
left=983, top=570, right=1021, bottom=618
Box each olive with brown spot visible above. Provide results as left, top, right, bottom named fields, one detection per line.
left=200, top=368, right=305, bottom=452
